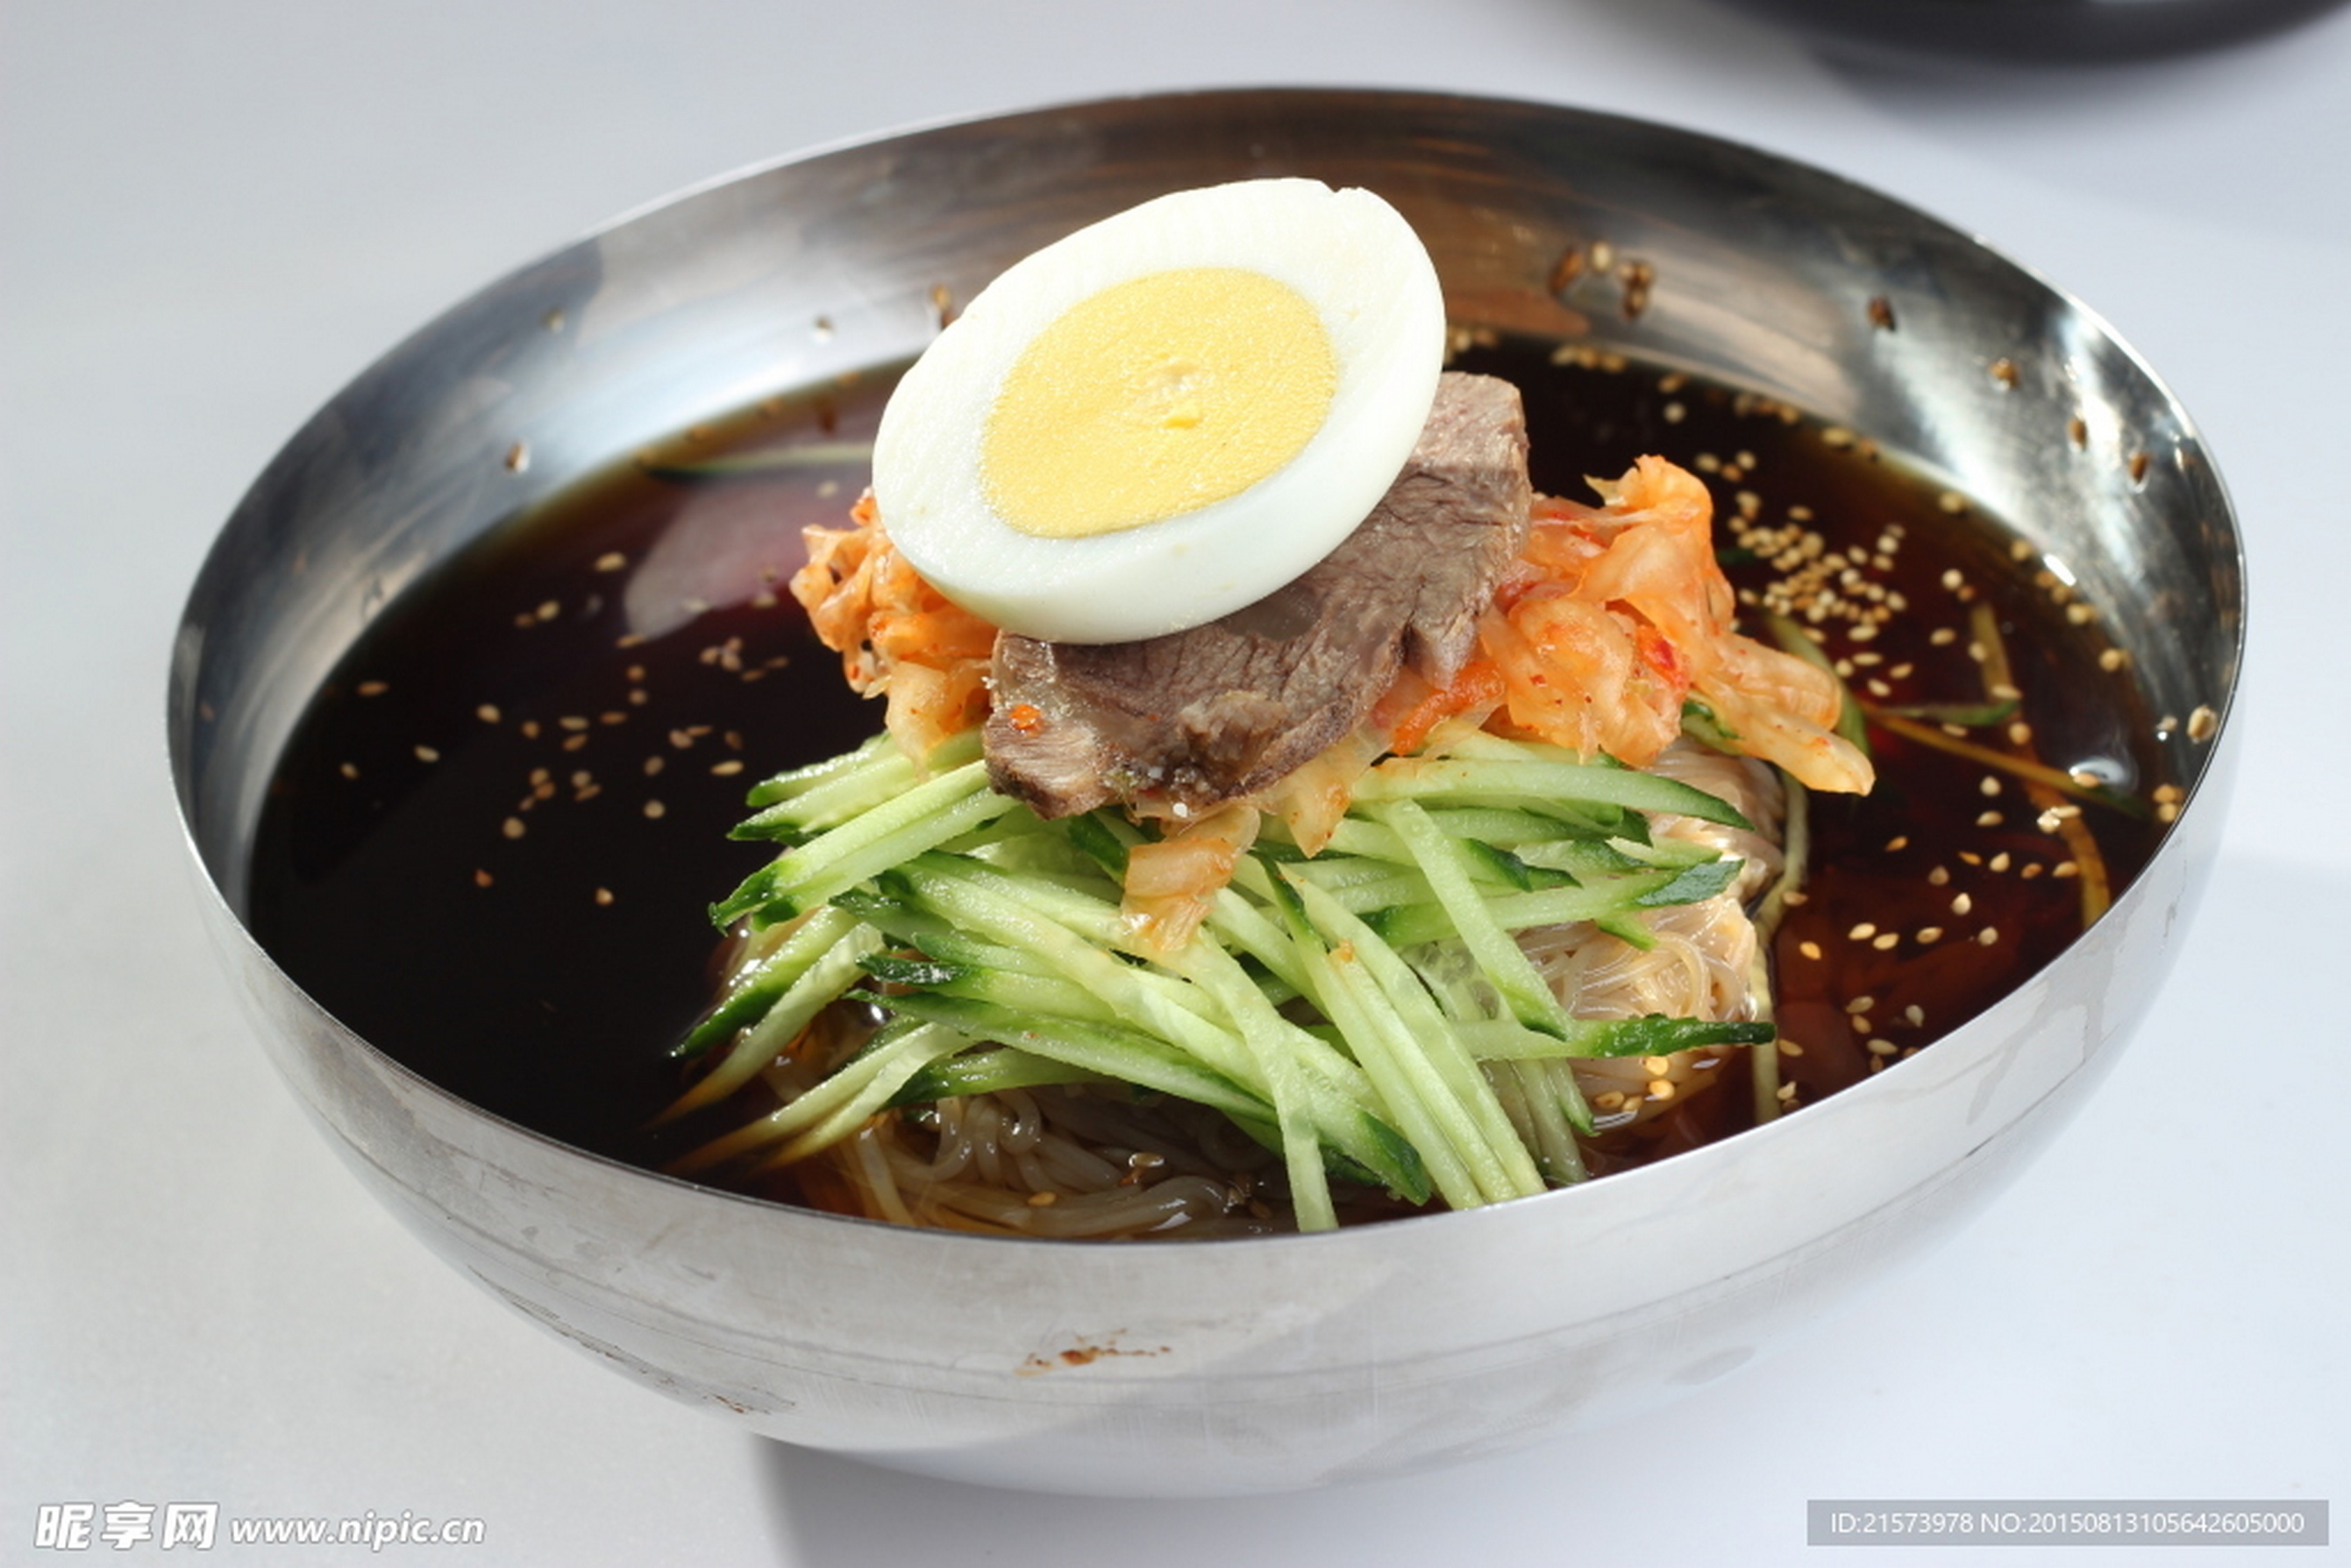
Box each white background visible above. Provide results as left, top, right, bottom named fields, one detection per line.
left=6, top=2, right=2346, bottom=1563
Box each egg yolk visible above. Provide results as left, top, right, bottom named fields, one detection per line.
left=980, top=268, right=1337, bottom=540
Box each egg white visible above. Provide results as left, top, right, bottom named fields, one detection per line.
left=871, top=178, right=1446, bottom=644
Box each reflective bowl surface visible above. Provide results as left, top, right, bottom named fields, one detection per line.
left=169, top=88, right=2242, bottom=1496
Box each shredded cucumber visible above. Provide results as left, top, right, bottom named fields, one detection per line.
left=678, top=726, right=1774, bottom=1229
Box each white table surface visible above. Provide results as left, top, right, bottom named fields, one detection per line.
left=7, top=2, right=2346, bottom=1562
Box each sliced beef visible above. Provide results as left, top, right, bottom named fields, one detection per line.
left=985, top=371, right=1532, bottom=818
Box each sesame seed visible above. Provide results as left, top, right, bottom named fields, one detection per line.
left=1927, top=866, right=1951, bottom=886
left=711, top=760, right=745, bottom=776
left=1916, top=926, right=1943, bottom=944
left=2157, top=801, right=2180, bottom=823
left=2009, top=539, right=2034, bottom=563
left=2021, top=863, right=2045, bottom=879
left=1647, top=1079, right=1676, bottom=1101
left=2099, top=648, right=2129, bottom=672
left=1951, top=893, right=1973, bottom=915
left=2008, top=722, right=2032, bottom=745
left=1979, top=776, right=2002, bottom=797
left=1594, top=1091, right=1626, bottom=1112
left=520, top=720, right=541, bottom=739
left=1778, top=1039, right=1804, bottom=1057
left=1662, top=402, right=1686, bottom=424
left=338, top=762, right=360, bottom=780
left=504, top=442, right=530, bottom=473
left=1872, top=932, right=1899, bottom=951
left=1976, top=811, right=2004, bottom=828
left=501, top=816, right=526, bottom=839
left=643, top=756, right=665, bottom=776
left=1976, top=928, right=2000, bottom=946
left=562, top=734, right=588, bottom=752
left=1885, top=835, right=1909, bottom=852
left=2037, top=810, right=2063, bottom=833
left=2070, top=768, right=2102, bottom=788
left=2066, top=604, right=2095, bottom=625
left=414, top=745, right=440, bottom=763
left=559, top=716, right=590, bottom=731
left=1989, top=852, right=2011, bottom=872
left=1799, top=941, right=1823, bottom=960
left=643, top=800, right=667, bottom=820
left=476, top=704, right=501, bottom=724
left=473, top=869, right=492, bottom=888
left=1940, top=569, right=1964, bottom=592
left=1929, top=627, right=1956, bottom=646
left=2187, top=705, right=2219, bottom=742
left=1866, top=1038, right=1898, bottom=1056
left=357, top=680, right=389, bottom=697
left=1776, top=1083, right=1798, bottom=1103
left=2054, top=861, right=2080, bottom=879
left=536, top=599, right=560, bottom=622
left=1846, top=996, right=1875, bottom=1014
left=1026, top=1191, right=1058, bottom=1208
left=593, top=887, right=615, bottom=906
left=595, top=552, right=627, bottom=572
left=1959, top=851, right=1984, bottom=866
left=1641, top=1056, right=1671, bottom=1075
left=1848, top=922, right=1877, bottom=941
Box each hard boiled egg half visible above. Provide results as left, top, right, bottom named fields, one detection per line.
left=872, top=178, right=1446, bottom=644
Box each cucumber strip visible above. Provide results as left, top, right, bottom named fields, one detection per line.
left=1283, top=920, right=1481, bottom=1211
left=1321, top=868, right=1436, bottom=916
left=1311, top=821, right=1555, bottom=890
left=1632, top=857, right=1745, bottom=908
left=893, top=857, right=1257, bottom=1084
left=714, top=762, right=1014, bottom=924
left=744, top=730, right=898, bottom=809
left=904, top=964, right=1126, bottom=1026
left=677, top=905, right=866, bottom=1056
left=862, top=991, right=1272, bottom=1123
left=830, top=889, right=1058, bottom=979
left=1369, top=801, right=1572, bottom=1037
left=1158, top=928, right=1393, bottom=1227
left=669, top=1020, right=963, bottom=1175
left=887, top=1046, right=1106, bottom=1108
left=660, top=921, right=884, bottom=1122
left=1453, top=1015, right=1776, bottom=1060
left=1422, top=806, right=1615, bottom=846
left=738, top=729, right=983, bottom=832
left=1367, top=870, right=1685, bottom=947
left=1496, top=1059, right=1592, bottom=1182
left=1200, top=886, right=1314, bottom=997
left=1353, top=756, right=1752, bottom=830
left=1595, top=913, right=1660, bottom=951
left=756, top=1023, right=976, bottom=1171
left=1513, top=839, right=1649, bottom=878
left=1288, top=877, right=1544, bottom=1202
left=894, top=864, right=1415, bottom=1214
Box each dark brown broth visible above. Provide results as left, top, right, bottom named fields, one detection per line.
left=248, top=344, right=2165, bottom=1198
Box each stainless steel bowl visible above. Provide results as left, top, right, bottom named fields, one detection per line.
left=169, top=88, right=2243, bottom=1497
